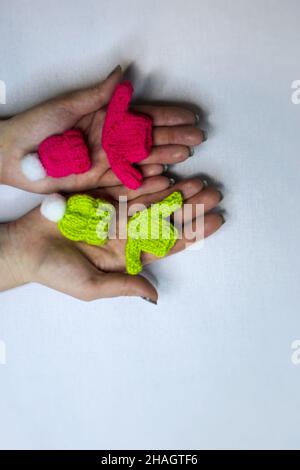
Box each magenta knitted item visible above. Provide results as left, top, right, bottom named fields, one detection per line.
left=38, top=129, right=91, bottom=178
left=102, top=81, right=153, bottom=190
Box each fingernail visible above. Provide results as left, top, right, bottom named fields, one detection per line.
left=169, top=177, right=176, bottom=186
left=189, top=147, right=194, bottom=157
left=220, top=214, right=226, bottom=225
left=163, top=164, right=169, bottom=173
left=202, top=179, right=209, bottom=188
left=107, top=64, right=121, bottom=78
left=195, top=113, right=200, bottom=125
left=141, top=296, right=158, bottom=305
left=202, top=130, right=208, bottom=142
left=218, top=190, right=224, bottom=202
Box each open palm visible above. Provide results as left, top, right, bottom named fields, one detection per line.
left=10, top=178, right=223, bottom=303
left=0, top=66, right=204, bottom=194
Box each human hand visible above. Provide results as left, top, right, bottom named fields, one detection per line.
left=0, top=66, right=204, bottom=194
left=1, top=178, right=223, bottom=303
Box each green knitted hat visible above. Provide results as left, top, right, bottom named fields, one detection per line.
left=41, top=193, right=115, bottom=245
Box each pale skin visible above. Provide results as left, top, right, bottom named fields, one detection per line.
left=0, top=178, right=223, bottom=303
left=0, top=65, right=204, bottom=194
left=0, top=66, right=222, bottom=303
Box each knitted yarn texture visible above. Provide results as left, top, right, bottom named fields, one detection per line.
left=102, top=81, right=153, bottom=190
left=39, top=129, right=91, bottom=178
left=58, top=194, right=115, bottom=245
left=126, top=191, right=183, bottom=275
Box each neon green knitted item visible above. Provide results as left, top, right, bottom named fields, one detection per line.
left=126, top=191, right=183, bottom=275
left=58, top=194, right=115, bottom=245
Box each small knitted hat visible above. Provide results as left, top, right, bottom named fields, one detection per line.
left=41, top=193, right=115, bottom=245
left=41, top=191, right=182, bottom=274
left=126, top=191, right=183, bottom=275
left=22, top=129, right=91, bottom=181
left=102, top=81, right=153, bottom=190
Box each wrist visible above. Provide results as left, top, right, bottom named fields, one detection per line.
left=0, top=118, right=20, bottom=186
left=0, top=221, right=29, bottom=292
left=0, top=123, right=5, bottom=184
left=0, top=120, right=11, bottom=184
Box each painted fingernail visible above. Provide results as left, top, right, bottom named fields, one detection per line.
left=189, top=147, right=194, bottom=157
left=163, top=164, right=169, bottom=173
left=169, top=177, right=176, bottom=186
left=107, top=64, right=121, bottom=77
left=220, top=214, right=226, bottom=225
left=141, top=296, right=158, bottom=305
left=202, top=179, right=209, bottom=187
left=202, top=130, right=208, bottom=142
left=195, top=113, right=200, bottom=125
left=218, top=190, right=224, bottom=202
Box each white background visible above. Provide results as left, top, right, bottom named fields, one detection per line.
left=0, top=0, right=300, bottom=450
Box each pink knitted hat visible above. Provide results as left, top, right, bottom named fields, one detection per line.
left=39, top=129, right=91, bottom=178
left=21, top=81, right=152, bottom=185
left=102, top=81, right=153, bottom=190
left=21, top=129, right=91, bottom=181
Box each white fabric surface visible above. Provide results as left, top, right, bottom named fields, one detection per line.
left=0, top=0, right=300, bottom=450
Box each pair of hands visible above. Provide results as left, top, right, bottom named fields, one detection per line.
left=0, top=66, right=223, bottom=303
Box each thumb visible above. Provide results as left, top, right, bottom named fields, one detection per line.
left=64, top=65, right=123, bottom=116
left=89, top=272, right=158, bottom=304
left=7, top=65, right=123, bottom=154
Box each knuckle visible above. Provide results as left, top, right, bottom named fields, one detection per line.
left=167, top=127, right=176, bottom=143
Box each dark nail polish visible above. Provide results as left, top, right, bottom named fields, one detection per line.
left=220, top=214, right=226, bottom=225
left=169, top=177, right=176, bottom=186
left=218, top=190, right=224, bottom=202
left=202, top=179, right=209, bottom=187
left=141, top=296, right=158, bottom=305
left=189, top=147, right=194, bottom=157
left=202, top=130, right=208, bottom=142
left=163, top=164, right=169, bottom=173
left=195, top=113, right=200, bottom=125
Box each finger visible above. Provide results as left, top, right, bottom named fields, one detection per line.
left=141, top=164, right=164, bottom=177
left=128, top=178, right=205, bottom=214
left=19, top=162, right=165, bottom=196
left=132, top=105, right=197, bottom=126
left=174, top=187, right=222, bottom=224
left=153, top=126, right=204, bottom=146
left=143, top=213, right=224, bottom=265
left=92, top=175, right=172, bottom=201
left=8, top=66, right=123, bottom=154
left=139, top=144, right=191, bottom=165
left=170, top=213, right=224, bottom=255
left=86, top=272, right=158, bottom=303
left=58, top=65, right=123, bottom=117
